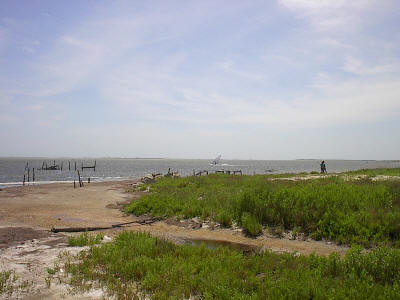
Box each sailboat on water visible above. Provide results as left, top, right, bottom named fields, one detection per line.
left=210, top=155, right=222, bottom=166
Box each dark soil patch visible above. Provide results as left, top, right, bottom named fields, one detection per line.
left=0, top=227, right=51, bottom=249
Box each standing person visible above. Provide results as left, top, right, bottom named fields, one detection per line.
left=320, top=161, right=327, bottom=174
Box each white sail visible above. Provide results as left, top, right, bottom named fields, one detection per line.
left=211, top=155, right=222, bottom=165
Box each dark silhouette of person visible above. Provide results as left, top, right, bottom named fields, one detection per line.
left=320, top=161, right=327, bottom=174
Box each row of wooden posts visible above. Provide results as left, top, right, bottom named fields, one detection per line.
left=23, top=167, right=35, bottom=184
left=23, top=168, right=91, bottom=187
left=193, top=169, right=242, bottom=176
left=36, top=160, right=96, bottom=171
left=74, top=170, right=90, bottom=188
left=23, top=161, right=95, bottom=186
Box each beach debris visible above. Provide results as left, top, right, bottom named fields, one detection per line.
left=141, top=174, right=156, bottom=184
left=50, top=216, right=158, bottom=233
left=140, top=170, right=181, bottom=184
left=102, top=235, right=112, bottom=242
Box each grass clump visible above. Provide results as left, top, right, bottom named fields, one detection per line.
left=241, top=213, right=262, bottom=236
left=345, top=168, right=400, bottom=177
left=0, top=270, right=31, bottom=297
left=126, top=172, right=400, bottom=246
left=60, top=231, right=400, bottom=300
left=67, top=232, right=104, bottom=247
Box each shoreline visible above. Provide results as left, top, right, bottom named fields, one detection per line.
left=0, top=176, right=140, bottom=189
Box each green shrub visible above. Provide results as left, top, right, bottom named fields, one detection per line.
left=241, top=213, right=263, bottom=236
left=216, top=211, right=232, bottom=227
left=68, top=232, right=104, bottom=247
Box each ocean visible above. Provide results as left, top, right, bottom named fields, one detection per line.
left=0, top=157, right=399, bottom=188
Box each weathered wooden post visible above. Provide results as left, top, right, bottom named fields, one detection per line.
left=94, top=160, right=96, bottom=172
left=74, top=161, right=76, bottom=171
left=33, top=168, right=35, bottom=182
left=23, top=174, right=25, bottom=186
left=27, top=168, right=30, bottom=182
left=77, top=170, right=81, bottom=187
left=88, top=177, right=90, bottom=183
left=74, top=180, right=76, bottom=189
left=69, top=161, right=71, bottom=171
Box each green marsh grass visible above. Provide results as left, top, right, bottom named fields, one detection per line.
left=345, top=168, right=400, bottom=177
left=67, top=232, right=104, bottom=247
left=126, top=171, right=400, bottom=245
left=61, top=231, right=400, bottom=300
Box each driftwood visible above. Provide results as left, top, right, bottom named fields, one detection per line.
left=50, top=218, right=157, bottom=233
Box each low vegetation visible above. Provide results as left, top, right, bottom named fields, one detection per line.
left=0, top=270, right=31, bottom=297
left=60, top=231, right=400, bottom=300
left=67, top=232, right=104, bottom=247
left=126, top=169, right=400, bottom=246
left=345, top=168, right=400, bottom=177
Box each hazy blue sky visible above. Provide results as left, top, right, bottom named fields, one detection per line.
left=0, top=0, right=399, bottom=159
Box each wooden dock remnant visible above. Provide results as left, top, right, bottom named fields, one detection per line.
left=81, top=160, right=96, bottom=171
left=192, top=169, right=243, bottom=176
left=195, top=170, right=209, bottom=176
left=40, top=160, right=61, bottom=170
left=77, top=170, right=84, bottom=187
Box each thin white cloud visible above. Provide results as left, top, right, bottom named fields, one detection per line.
left=343, top=56, right=400, bottom=76
left=279, top=0, right=379, bottom=31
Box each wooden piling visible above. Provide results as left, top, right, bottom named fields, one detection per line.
left=74, top=161, right=76, bottom=171
left=74, top=180, right=76, bottom=189
left=77, top=170, right=82, bottom=187
left=27, top=168, right=30, bottom=182
left=33, top=168, right=35, bottom=182
left=69, top=161, right=71, bottom=171
left=23, top=174, right=25, bottom=186
left=88, top=177, right=90, bottom=183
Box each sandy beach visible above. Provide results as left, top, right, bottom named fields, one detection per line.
left=0, top=179, right=348, bottom=299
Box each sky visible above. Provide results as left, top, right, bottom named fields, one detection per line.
left=0, top=0, right=399, bottom=160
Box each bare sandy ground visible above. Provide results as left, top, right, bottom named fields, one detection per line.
left=0, top=180, right=347, bottom=299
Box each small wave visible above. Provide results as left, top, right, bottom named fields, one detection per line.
left=210, top=164, right=248, bottom=167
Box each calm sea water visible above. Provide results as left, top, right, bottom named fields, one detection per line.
left=0, top=157, right=399, bottom=188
